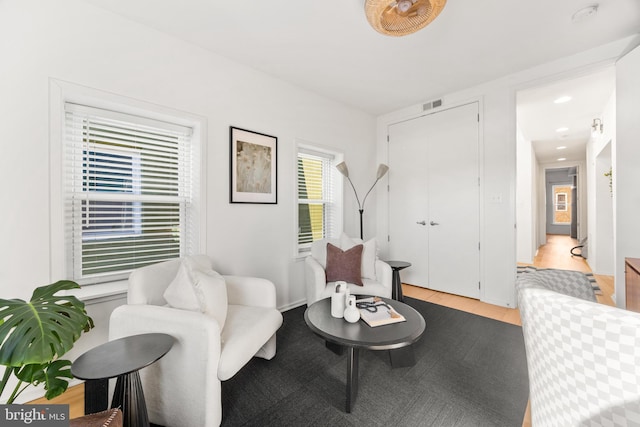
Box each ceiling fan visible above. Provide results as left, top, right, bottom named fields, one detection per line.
left=365, top=0, right=447, bottom=37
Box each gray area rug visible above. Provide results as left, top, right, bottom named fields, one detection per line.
left=220, top=298, right=529, bottom=426
left=516, top=265, right=602, bottom=294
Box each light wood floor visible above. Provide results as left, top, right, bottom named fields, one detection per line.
left=31, top=234, right=615, bottom=425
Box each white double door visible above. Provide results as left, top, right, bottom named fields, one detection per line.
left=388, top=102, right=480, bottom=299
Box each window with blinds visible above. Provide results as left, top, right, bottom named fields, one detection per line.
left=297, top=148, right=339, bottom=252
left=64, top=103, right=195, bottom=283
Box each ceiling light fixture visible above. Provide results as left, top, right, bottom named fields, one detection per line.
left=365, top=0, right=447, bottom=37
left=556, top=127, right=569, bottom=133
left=554, top=96, right=572, bottom=104
left=592, top=118, right=603, bottom=133
left=557, top=146, right=567, bottom=150
left=557, top=158, right=567, bottom=161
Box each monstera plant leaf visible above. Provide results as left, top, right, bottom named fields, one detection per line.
left=15, top=360, right=74, bottom=400
left=0, top=280, right=93, bottom=367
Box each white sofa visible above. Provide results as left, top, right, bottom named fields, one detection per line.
left=304, top=235, right=392, bottom=305
left=109, top=255, right=283, bottom=427
left=517, top=272, right=640, bottom=426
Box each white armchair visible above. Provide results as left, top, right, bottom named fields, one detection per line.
left=109, top=255, right=283, bottom=427
left=304, top=235, right=392, bottom=305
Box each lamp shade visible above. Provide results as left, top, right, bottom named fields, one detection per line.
left=336, top=161, right=350, bottom=178
left=376, top=163, right=389, bottom=179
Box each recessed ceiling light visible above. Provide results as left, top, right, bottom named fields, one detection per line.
left=572, top=5, right=598, bottom=23
left=554, top=96, right=572, bottom=104
left=557, top=158, right=567, bottom=161
left=556, top=127, right=569, bottom=132
left=557, top=146, right=567, bottom=150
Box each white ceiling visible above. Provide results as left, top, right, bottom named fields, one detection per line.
left=517, top=67, right=616, bottom=165
left=81, top=0, right=639, bottom=164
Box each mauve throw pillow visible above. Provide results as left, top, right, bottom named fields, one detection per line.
left=325, top=243, right=364, bottom=286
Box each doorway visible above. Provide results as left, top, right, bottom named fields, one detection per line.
left=545, top=167, right=576, bottom=237
left=516, top=67, right=614, bottom=265
left=387, top=102, right=480, bottom=299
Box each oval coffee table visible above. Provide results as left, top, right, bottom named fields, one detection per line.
left=304, top=297, right=425, bottom=413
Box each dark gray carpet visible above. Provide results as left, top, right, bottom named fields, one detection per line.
left=220, top=297, right=529, bottom=427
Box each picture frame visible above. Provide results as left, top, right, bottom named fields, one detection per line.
left=229, top=126, right=278, bottom=204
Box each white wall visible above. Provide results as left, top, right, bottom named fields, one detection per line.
left=516, top=127, right=537, bottom=264
left=614, top=43, right=640, bottom=308
left=376, top=36, right=638, bottom=308
left=0, top=0, right=376, bottom=401
left=586, top=92, right=615, bottom=277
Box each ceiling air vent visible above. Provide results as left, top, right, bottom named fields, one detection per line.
left=423, top=99, right=443, bottom=111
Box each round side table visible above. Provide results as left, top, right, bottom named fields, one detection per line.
left=72, top=333, right=175, bottom=427
left=385, top=260, right=411, bottom=302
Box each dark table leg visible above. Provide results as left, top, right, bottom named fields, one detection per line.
left=84, top=378, right=109, bottom=414
left=346, top=347, right=359, bottom=413
left=389, top=345, right=416, bottom=368
left=325, top=340, right=345, bottom=355
left=112, top=371, right=150, bottom=427
left=392, top=269, right=404, bottom=302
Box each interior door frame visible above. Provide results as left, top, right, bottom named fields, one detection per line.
left=383, top=98, right=485, bottom=300
left=537, top=161, right=586, bottom=247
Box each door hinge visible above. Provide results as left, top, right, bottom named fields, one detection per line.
left=387, top=235, right=390, bottom=242
left=478, top=242, right=480, bottom=250
left=477, top=113, right=480, bottom=122
left=478, top=177, right=480, bottom=186
left=478, top=281, right=481, bottom=290
left=387, top=134, right=390, bottom=142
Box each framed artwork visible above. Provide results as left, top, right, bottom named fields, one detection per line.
left=229, top=126, right=278, bottom=204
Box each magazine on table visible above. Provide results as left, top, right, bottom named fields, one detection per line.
left=356, top=297, right=406, bottom=327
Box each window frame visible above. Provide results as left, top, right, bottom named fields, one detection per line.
left=49, top=80, right=207, bottom=286
left=551, top=184, right=571, bottom=225
left=295, top=141, right=343, bottom=256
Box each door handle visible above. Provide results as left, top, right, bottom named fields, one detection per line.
left=416, top=220, right=426, bottom=225
left=430, top=221, right=439, bottom=226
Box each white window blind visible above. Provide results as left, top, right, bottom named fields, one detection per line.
left=297, top=148, right=337, bottom=251
left=64, top=103, right=194, bottom=283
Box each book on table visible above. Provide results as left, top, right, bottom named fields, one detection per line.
left=356, top=297, right=407, bottom=327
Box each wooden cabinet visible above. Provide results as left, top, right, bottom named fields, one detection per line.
left=625, top=258, right=640, bottom=313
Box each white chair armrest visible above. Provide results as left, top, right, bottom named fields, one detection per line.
left=223, top=275, right=277, bottom=308
left=109, top=305, right=222, bottom=427
left=375, top=259, right=393, bottom=291
left=304, top=256, right=327, bottom=305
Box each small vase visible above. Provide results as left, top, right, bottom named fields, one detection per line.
left=343, top=296, right=360, bottom=323
left=331, top=283, right=346, bottom=318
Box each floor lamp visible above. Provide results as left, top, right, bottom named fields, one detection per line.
left=336, top=161, right=389, bottom=240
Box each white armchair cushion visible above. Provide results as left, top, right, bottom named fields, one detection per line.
left=310, top=237, right=340, bottom=268
left=163, top=259, right=201, bottom=311
left=218, top=305, right=283, bottom=381
left=195, top=269, right=228, bottom=330
left=340, top=233, right=377, bottom=280
left=163, top=257, right=228, bottom=330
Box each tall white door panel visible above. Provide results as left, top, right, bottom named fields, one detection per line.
left=388, top=102, right=480, bottom=299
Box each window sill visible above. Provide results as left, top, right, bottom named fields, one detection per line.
left=61, top=280, right=128, bottom=305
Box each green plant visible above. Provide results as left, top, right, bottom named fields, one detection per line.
left=604, top=167, right=613, bottom=195
left=0, top=280, right=94, bottom=403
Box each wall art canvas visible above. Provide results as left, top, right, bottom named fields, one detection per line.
left=230, top=126, right=277, bottom=203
